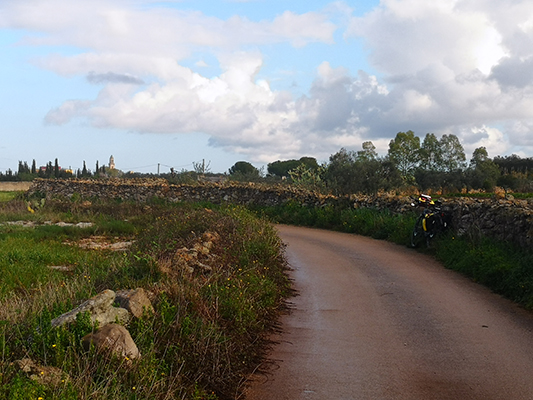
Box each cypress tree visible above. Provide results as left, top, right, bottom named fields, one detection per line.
left=54, top=158, right=60, bottom=178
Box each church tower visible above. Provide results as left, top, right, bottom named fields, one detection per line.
left=109, top=155, right=115, bottom=170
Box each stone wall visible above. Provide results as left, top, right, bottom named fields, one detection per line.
left=27, top=179, right=533, bottom=250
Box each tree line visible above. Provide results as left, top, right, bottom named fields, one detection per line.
left=0, top=159, right=111, bottom=181
left=228, top=131, right=533, bottom=194
left=4, top=131, right=533, bottom=194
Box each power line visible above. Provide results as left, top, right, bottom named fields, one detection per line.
left=161, top=163, right=192, bottom=169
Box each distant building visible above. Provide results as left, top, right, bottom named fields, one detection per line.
left=109, top=155, right=115, bottom=170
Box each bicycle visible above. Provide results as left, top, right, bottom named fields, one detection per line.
left=410, top=194, right=452, bottom=248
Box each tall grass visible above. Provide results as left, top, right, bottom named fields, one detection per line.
left=434, top=235, right=533, bottom=309
left=0, top=199, right=290, bottom=399
left=253, top=201, right=415, bottom=245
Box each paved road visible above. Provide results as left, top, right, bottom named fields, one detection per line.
left=243, top=225, right=533, bottom=400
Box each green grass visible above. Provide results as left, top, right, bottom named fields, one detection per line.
left=252, top=201, right=415, bottom=246
left=434, top=235, right=533, bottom=308
left=0, top=198, right=290, bottom=400
left=0, top=191, right=20, bottom=202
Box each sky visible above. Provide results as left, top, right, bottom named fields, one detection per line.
left=1, top=0, right=533, bottom=174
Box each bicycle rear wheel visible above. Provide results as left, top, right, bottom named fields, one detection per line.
left=410, top=216, right=425, bottom=248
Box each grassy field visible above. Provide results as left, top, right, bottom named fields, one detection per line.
left=0, top=196, right=291, bottom=400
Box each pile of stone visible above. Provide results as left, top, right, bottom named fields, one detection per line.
left=51, top=288, right=154, bottom=360
left=17, top=288, right=154, bottom=383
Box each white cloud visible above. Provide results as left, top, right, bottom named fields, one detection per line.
left=4, top=0, right=533, bottom=163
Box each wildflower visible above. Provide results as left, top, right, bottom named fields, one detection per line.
left=52, top=344, right=56, bottom=348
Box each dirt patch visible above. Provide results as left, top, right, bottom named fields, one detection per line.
left=0, top=182, right=31, bottom=191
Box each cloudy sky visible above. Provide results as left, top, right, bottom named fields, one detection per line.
left=1, top=0, right=533, bottom=174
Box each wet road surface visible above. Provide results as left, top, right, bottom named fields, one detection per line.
left=243, top=225, right=533, bottom=400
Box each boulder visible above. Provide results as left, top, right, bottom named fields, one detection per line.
left=115, top=288, right=154, bottom=318
left=82, top=323, right=140, bottom=360
left=51, top=289, right=130, bottom=328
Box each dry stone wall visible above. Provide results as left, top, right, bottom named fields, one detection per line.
left=28, top=179, right=533, bottom=250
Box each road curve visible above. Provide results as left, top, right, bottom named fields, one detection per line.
left=243, top=225, right=533, bottom=400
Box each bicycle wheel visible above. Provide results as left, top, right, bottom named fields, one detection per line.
left=410, top=215, right=425, bottom=248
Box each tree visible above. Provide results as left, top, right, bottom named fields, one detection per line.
left=324, top=148, right=357, bottom=194
left=325, top=147, right=402, bottom=195
left=267, top=157, right=319, bottom=178
left=54, top=158, right=60, bottom=178
left=31, top=159, right=36, bottom=175
left=46, top=162, right=53, bottom=178
left=288, top=163, right=326, bottom=191
left=387, top=130, right=420, bottom=181
left=82, top=161, right=88, bottom=177
left=357, top=141, right=378, bottom=162
left=467, top=147, right=500, bottom=191
left=493, top=154, right=533, bottom=174
left=419, top=133, right=443, bottom=171
left=470, top=146, right=489, bottom=168
left=439, top=134, right=466, bottom=172
left=228, top=161, right=260, bottom=177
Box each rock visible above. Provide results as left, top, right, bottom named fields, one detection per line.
left=115, top=288, right=154, bottom=318
left=82, top=323, right=140, bottom=360
left=16, top=358, right=68, bottom=387
left=51, top=290, right=130, bottom=328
